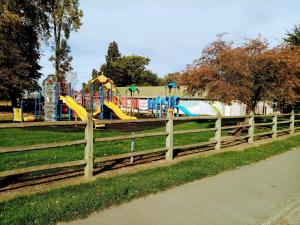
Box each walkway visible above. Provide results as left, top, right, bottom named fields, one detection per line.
left=61, top=148, right=300, bottom=225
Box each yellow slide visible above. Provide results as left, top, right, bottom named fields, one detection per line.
left=93, top=105, right=101, bottom=117
left=60, top=96, right=88, bottom=121
left=104, top=101, right=137, bottom=120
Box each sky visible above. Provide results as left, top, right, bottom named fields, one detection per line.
left=39, top=0, right=300, bottom=89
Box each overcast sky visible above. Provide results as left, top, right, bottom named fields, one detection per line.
left=39, top=0, right=300, bottom=88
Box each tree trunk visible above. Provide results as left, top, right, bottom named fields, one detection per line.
left=10, top=91, right=18, bottom=108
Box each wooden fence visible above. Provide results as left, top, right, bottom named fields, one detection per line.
left=0, top=111, right=299, bottom=180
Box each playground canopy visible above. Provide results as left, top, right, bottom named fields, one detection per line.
left=89, top=74, right=117, bottom=92
left=126, top=84, right=139, bottom=94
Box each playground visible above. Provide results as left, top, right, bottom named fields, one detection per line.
left=0, top=74, right=299, bottom=185
left=0, top=73, right=215, bottom=127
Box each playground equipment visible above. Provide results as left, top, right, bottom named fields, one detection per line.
left=147, top=81, right=199, bottom=118
left=55, top=82, right=73, bottom=121
left=166, top=82, right=199, bottom=117
left=60, top=96, right=87, bottom=121
left=89, top=74, right=136, bottom=120
left=176, top=104, right=198, bottom=117
left=13, top=108, right=35, bottom=122
left=125, top=84, right=140, bottom=116
left=57, top=74, right=136, bottom=122
left=13, top=91, right=43, bottom=123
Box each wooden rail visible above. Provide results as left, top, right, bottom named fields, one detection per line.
left=277, top=120, right=291, bottom=124
left=0, top=160, right=86, bottom=178
left=254, top=122, right=274, bottom=127
left=221, top=124, right=251, bottom=130
left=173, top=128, right=216, bottom=135
left=0, top=110, right=298, bottom=180
left=254, top=114, right=275, bottom=118
left=94, top=147, right=168, bottom=164
left=0, top=140, right=86, bottom=154
left=94, top=132, right=168, bottom=143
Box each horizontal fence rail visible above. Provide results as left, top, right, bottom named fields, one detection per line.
left=0, top=140, right=86, bottom=154
left=0, top=110, right=298, bottom=182
left=94, top=131, right=168, bottom=143
left=0, top=160, right=86, bottom=178
left=94, top=147, right=168, bottom=164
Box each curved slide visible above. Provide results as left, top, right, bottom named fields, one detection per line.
left=60, top=96, right=88, bottom=121
left=175, top=104, right=198, bottom=117
left=104, top=101, right=137, bottom=120
left=60, top=96, right=136, bottom=121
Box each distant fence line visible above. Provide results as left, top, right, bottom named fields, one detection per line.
left=0, top=111, right=299, bottom=179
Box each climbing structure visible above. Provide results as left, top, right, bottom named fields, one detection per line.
left=89, top=74, right=137, bottom=120
left=125, top=84, right=140, bottom=116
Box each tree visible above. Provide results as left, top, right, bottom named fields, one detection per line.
left=0, top=0, right=50, bottom=105
left=110, top=55, right=156, bottom=86
left=284, top=25, right=300, bottom=46
left=48, top=0, right=83, bottom=82
left=160, top=72, right=182, bottom=86
left=100, top=54, right=159, bottom=86
left=140, top=70, right=160, bottom=86
left=182, top=36, right=300, bottom=112
left=106, top=41, right=121, bottom=63
left=283, top=25, right=300, bottom=111
left=100, top=41, right=121, bottom=82
left=268, top=46, right=300, bottom=110
left=98, top=42, right=160, bottom=86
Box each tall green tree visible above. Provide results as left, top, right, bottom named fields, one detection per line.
left=105, top=55, right=159, bottom=86
left=100, top=41, right=121, bottom=81
left=99, top=42, right=159, bottom=86
left=0, top=0, right=50, bottom=105
left=106, top=41, right=121, bottom=63
left=284, top=25, right=300, bottom=46
left=49, top=0, right=83, bottom=82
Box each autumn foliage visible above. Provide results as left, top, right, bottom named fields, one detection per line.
left=181, top=36, right=300, bottom=111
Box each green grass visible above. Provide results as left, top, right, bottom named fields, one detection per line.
left=1, top=135, right=300, bottom=225
left=0, top=121, right=215, bottom=171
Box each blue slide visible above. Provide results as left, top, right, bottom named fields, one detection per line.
left=175, top=104, right=198, bottom=117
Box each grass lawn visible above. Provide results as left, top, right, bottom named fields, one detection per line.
left=0, top=134, right=299, bottom=225
left=0, top=121, right=216, bottom=171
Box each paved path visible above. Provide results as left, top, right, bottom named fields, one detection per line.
left=61, top=149, right=300, bottom=225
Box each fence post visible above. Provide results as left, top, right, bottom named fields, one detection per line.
left=290, top=110, right=295, bottom=135
left=215, top=113, right=221, bottom=150
left=130, top=132, right=135, bottom=164
left=248, top=111, right=254, bottom=143
left=166, top=109, right=174, bottom=160
left=272, top=113, right=277, bottom=139
left=84, top=113, right=94, bottom=178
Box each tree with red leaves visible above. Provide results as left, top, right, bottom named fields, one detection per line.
left=182, top=35, right=300, bottom=112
